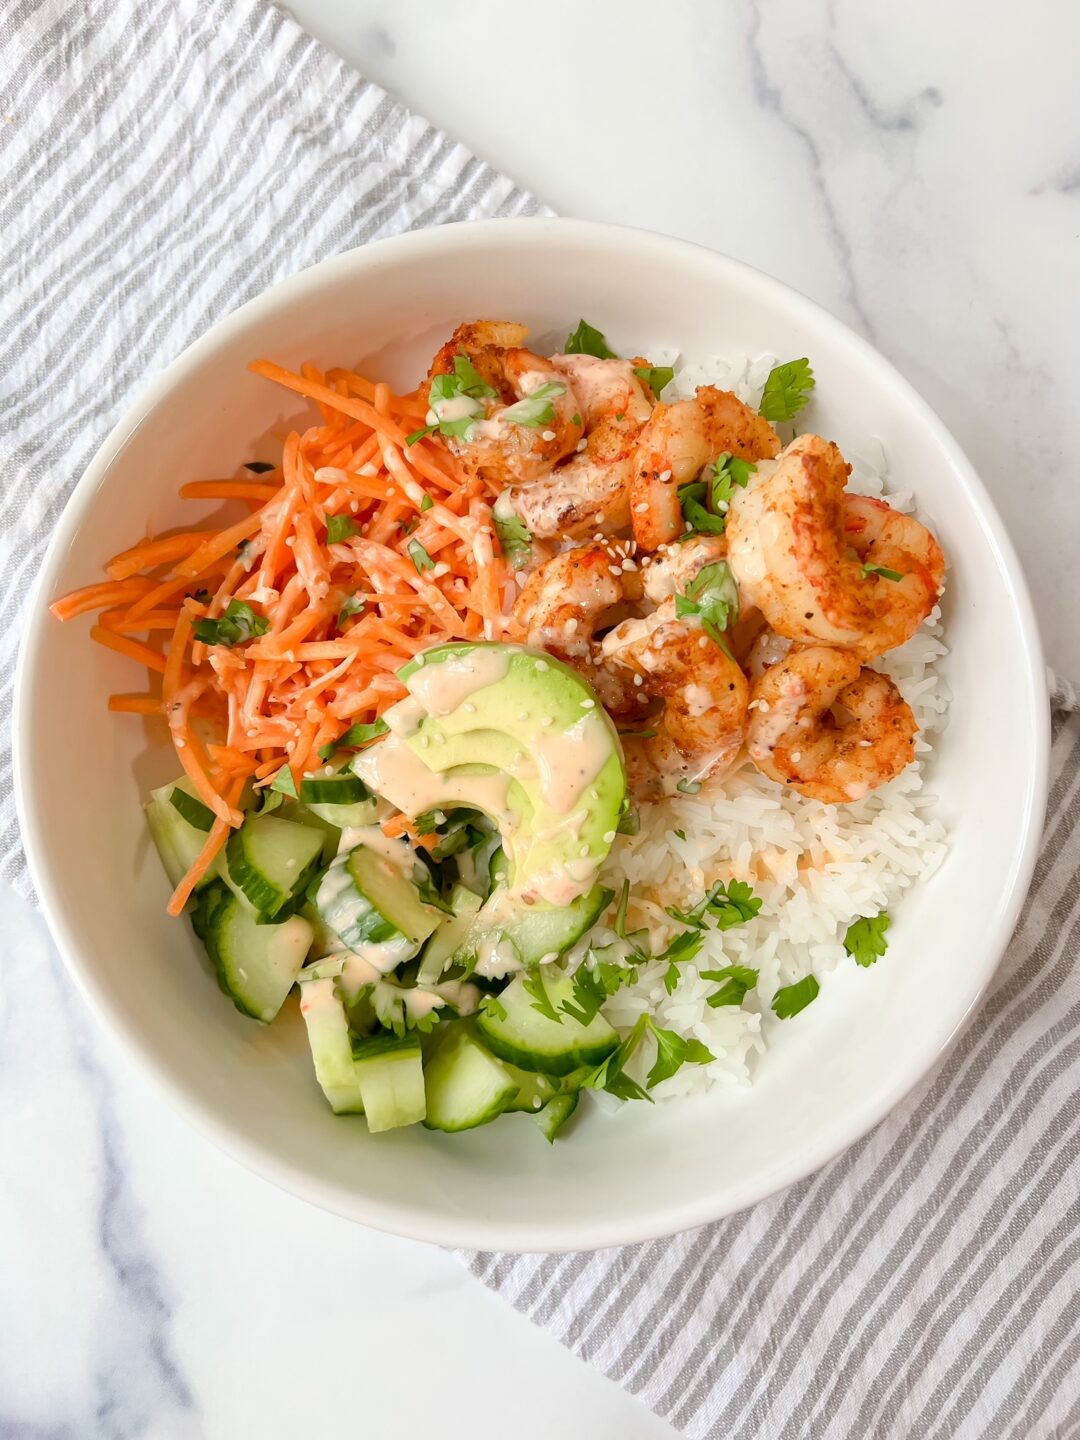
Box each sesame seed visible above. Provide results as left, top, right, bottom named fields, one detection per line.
left=581, top=699, right=595, bottom=709
left=541, top=429, right=557, bottom=442
left=350, top=501, right=359, bottom=513
left=759, top=700, right=771, bottom=712
left=541, top=716, right=554, bottom=727
left=576, top=439, right=588, bottom=452
left=634, top=501, right=649, bottom=513
left=175, top=737, right=186, bottom=749
left=517, top=711, right=529, bottom=721
left=621, top=559, right=637, bottom=571
left=659, top=468, right=672, bottom=482
left=535, top=660, right=549, bottom=671
left=633, top=674, right=643, bottom=686
left=698, top=636, right=709, bottom=648
left=603, top=830, right=616, bottom=843
left=565, top=617, right=579, bottom=633
left=791, top=751, right=802, bottom=763
left=464, top=702, right=476, bottom=713
left=246, top=728, right=257, bottom=738
left=284, top=536, right=295, bottom=547
left=638, top=694, right=649, bottom=704
left=579, top=843, right=590, bottom=857
left=608, top=566, right=622, bottom=578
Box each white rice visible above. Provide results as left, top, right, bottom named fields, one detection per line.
left=575, top=353, right=950, bottom=1098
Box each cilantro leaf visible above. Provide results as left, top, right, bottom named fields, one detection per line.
left=479, top=992, right=507, bottom=1023
left=772, top=974, right=820, bottom=1018
left=665, top=879, right=762, bottom=931
left=560, top=949, right=634, bottom=1026
left=450, top=353, right=498, bottom=399
left=420, top=494, right=434, bottom=512
left=337, top=594, right=365, bottom=627
left=325, top=513, right=358, bottom=544
left=844, top=913, right=890, bottom=967
left=645, top=1016, right=715, bottom=1088
left=564, top=320, right=617, bottom=358
left=759, top=358, right=815, bottom=423
left=861, top=562, right=904, bottom=583
left=700, top=963, right=759, bottom=1008
left=317, top=716, right=389, bottom=761
left=678, top=480, right=727, bottom=537
left=502, top=381, right=566, bottom=429
left=633, top=365, right=674, bottom=398
left=408, top=539, right=435, bottom=574
left=675, top=560, right=740, bottom=650
left=582, top=1015, right=652, bottom=1102
left=192, top=599, right=269, bottom=649
left=709, top=452, right=756, bottom=510
left=408, top=355, right=498, bottom=447
left=269, top=765, right=298, bottom=798
left=656, top=928, right=705, bottom=996
left=405, top=424, right=437, bottom=446
left=493, top=503, right=532, bottom=569
left=523, top=969, right=562, bottom=1024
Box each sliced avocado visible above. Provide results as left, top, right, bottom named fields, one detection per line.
left=393, top=643, right=626, bottom=905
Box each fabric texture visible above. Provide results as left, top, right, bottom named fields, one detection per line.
left=4, top=4, right=1078, bottom=1437
left=0, top=0, right=545, bottom=895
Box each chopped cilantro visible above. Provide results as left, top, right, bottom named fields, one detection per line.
left=523, top=969, right=561, bottom=1024
left=772, top=974, right=820, bottom=1018
left=759, top=358, right=815, bottom=422
left=479, top=993, right=507, bottom=1023
left=317, top=716, right=389, bottom=761
left=674, top=559, right=740, bottom=651
left=407, top=354, right=497, bottom=446
left=844, top=913, right=890, bottom=967
left=269, top=765, right=298, bottom=798
left=493, top=504, right=532, bottom=569
left=665, top=879, right=762, bottom=931
left=420, top=494, right=434, bottom=512
left=564, top=319, right=616, bottom=358
left=502, top=381, right=566, bottom=428
left=408, top=539, right=435, bottom=573
left=709, top=452, right=756, bottom=509
left=700, top=963, right=759, bottom=1008
left=645, top=1017, right=715, bottom=1088
left=192, top=599, right=269, bottom=649
left=337, top=594, right=365, bottom=627
left=860, top=562, right=904, bottom=583
left=678, top=480, right=727, bottom=536
left=633, top=365, right=674, bottom=398
left=325, top=513, right=359, bottom=544
left=571, top=412, right=583, bottom=427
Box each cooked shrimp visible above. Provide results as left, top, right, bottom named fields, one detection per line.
left=726, top=434, right=945, bottom=660
left=747, top=646, right=917, bottom=803
left=513, top=542, right=644, bottom=715
left=640, top=534, right=728, bottom=604
left=425, top=321, right=582, bottom=487
left=603, top=601, right=749, bottom=798
left=509, top=355, right=653, bottom=539
left=630, top=386, right=781, bottom=550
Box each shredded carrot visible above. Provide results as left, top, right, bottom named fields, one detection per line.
left=108, top=694, right=162, bottom=714
left=53, top=348, right=515, bottom=912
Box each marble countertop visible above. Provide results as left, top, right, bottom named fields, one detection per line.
left=7, top=3, right=1078, bottom=1435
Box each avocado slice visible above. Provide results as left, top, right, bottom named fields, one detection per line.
left=391, top=643, right=626, bottom=907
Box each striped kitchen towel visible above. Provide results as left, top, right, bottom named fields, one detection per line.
left=0, top=0, right=546, bottom=894
left=466, top=680, right=1080, bottom=1438
left=4, top=4, right=1078, bottom=1438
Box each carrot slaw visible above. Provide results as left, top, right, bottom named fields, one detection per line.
left=52, top=357, right=516, bottom=914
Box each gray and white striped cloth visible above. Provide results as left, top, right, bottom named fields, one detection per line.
left=4, top=4, right=1078, bottom=1438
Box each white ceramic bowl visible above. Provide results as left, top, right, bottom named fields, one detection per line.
left=15, top=219, right=1049, bottom=1252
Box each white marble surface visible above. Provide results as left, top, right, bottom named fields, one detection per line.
left=8, top=3, right=1079, bottom=1436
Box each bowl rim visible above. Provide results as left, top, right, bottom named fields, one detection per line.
left=13, top=216, right=1051, bottom=1252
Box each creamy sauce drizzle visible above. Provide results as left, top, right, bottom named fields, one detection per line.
left=405, top=647, right=510, bottom=716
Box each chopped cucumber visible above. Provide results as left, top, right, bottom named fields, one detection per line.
left=311, top=844, right=439, bottom=963
left=537, top=1090, right=579, bottom=1142
left=476, top=970, right=618, bottom=1075
left=195, top=884, right=313, bottom=1022
left=170, top=787, right=215, bottom=831
left=225, top=814, right=324, bottom=919
left=423, top=1027, right=520, bottom=1133
left=275, top=797, right=342, bottom=864
left=145, top=777, right=221, bottom=892
left=352, top=1032, right=426, bottom=1132
left=458, top=882, right=613, bottom=970
left=300, top=773, right=370, bottom=806
left=500, top=1062, right=563, bottom=1114
left=417, top=884, right=483, bottom=983
left=298, top=972, right=365, bottom=1114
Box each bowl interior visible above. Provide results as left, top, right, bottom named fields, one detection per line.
left=15, top=220, right=1047, bottom=1250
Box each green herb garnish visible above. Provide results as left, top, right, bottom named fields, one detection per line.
left=843, top=913, right=890, bottom=967
left=564, top=319, right=616, bottom=358
left=771, top=974, right=820, bottom=1018
left=169, top=788, right=215, bottom=832
left=408, top=539, right=435, bottom=574
left=677, top=480, right=727, bottom=537
left=709, top=452, right=756, bottom=509
left=337, top=594, right=365, bottom=627
left=317, top=716, right=389, bottom=761
left=269, top=765, right=298, bottom=798
left=860, top=563, right=904, bottom=583
left=523, top=969, right=561, bottom=1024
left=665, top=879, right=762, bottom=931
left=645, top=1018, right=715, bottom=1088
left=192, top=599, right=270, bottom=649
left=674, top=560, right=740, bottom=650
left=479, top=993, right=507, bottom=1023
left=502, top=381, right=566, bottom=429
left=633, top=365, right=674, bottom=398
left=759, top=358, right=815, bottom=422
left=420, top=494, right=434, bottom=512
left=493, top=506, right=533, bottom=569
left=406, top=354, right=498, bottom=445
left=325, top=513, right=359, bottom=544
left=700, top=963, right=759, bottom=1008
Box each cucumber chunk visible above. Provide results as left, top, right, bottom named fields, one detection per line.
left=196, top=885, right=313, bottom=1022
left=300, top=773, right=370, bottom=806
left=145, top=777, right=221, bottom=892
left=500, top=1062, right=563, bottom=1114
left=537, top=1090, right=580, bottom=1142
left=346, top=845, right=444, bottom=944
left=225, top=814, right=325, bottom=919
left=417, top=884, right=483, bottom=983
left=352, top=1032, right=426, bottom=1132
left=459, top=883, right=613, bottom=970
left=298, top=972, right=365, bottom=1114
left=475, top=970, right=618, bottom=1075
left=423, top=1027, right=520, bottom=1133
